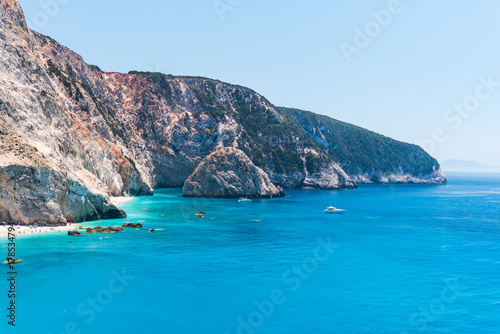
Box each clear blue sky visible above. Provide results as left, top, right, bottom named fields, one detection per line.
left=18, top=0, right=500, bottom=166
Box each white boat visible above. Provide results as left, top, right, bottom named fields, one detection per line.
left=323, top=206, right=345, bottom=214
left=238, top=198, right=252, bottom=202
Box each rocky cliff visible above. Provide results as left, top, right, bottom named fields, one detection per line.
left=280, top=107, right=447, bottom=184
left=29, top=32, right=357, bottom=191
left=0, top=0, right=130, bottom=223
left=183, top=148, right=284, bottom=198
left=0, top=166, right=125, bottom=224
left=0, top=0, right=445, bottom=223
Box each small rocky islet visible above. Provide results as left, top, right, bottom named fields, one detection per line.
left=182, top=147, right=285, bottom=198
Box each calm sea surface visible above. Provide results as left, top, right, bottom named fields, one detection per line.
left=1, top=173, right=499, bottom=334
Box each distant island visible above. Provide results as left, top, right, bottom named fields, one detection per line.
left=441, top=160, right=500, bottom=173
left=0, top=0, right=445, bottom=224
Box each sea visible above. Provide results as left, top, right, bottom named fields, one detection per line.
left=1, top=172, right=499, bottom=334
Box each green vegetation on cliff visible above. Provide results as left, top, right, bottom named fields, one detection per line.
left=279, top=107, right=439, bottom=176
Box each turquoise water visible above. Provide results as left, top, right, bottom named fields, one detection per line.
left=1, top=173, right=499, bottom=333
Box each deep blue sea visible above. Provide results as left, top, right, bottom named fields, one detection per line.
left=1, top=173, right=499, bottom=334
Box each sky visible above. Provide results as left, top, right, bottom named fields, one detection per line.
left=18, top=0, right=500, bottom=167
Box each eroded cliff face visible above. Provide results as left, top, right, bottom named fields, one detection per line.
left=0, top=0, right=445, bottom=223
left=0, top=166, right=125, bottom=224
left=33, top=34, right=356, bottom=191
left=183, top=148, right=285, bottom=198
left=0, top=0, right=136, bottom=223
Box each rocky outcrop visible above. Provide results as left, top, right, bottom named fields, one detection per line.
left=0, top=165, right=125, bottom=224
left=0, top=0, right=445, bottom=223
left=90, top=226, right=122, bottom=233
left=122, top=223, right=143, bottom=228
left=183, top=148, right=285, bottom=198
left=348, top=167, right=447, bottom=185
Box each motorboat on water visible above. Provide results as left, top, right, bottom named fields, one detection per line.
left=238, top=198, right=252, bottom=202
left=195, top=212, right=206, bottom=218
left=323, top=206, right=345, bottom=214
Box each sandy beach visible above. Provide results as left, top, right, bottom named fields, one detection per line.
left=0, top=224, right=79, bottom=237
left=110, top=196, right=137, bottom=206
left=0, top=197, right=136, bottom=237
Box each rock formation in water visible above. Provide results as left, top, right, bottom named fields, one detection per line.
left=0, top=0, right=445, bottom=223
left=183, top=148, right=285, bottom=198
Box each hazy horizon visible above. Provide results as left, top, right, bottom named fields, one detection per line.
left=18, top=0, right=500, bottom=167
